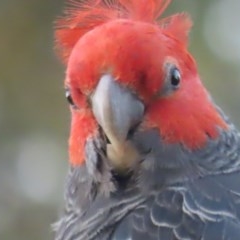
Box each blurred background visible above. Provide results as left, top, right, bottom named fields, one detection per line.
left=1, top=0, right=240, bottom=239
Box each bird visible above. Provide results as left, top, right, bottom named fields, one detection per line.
left=53, top=0, right=240, bottom=239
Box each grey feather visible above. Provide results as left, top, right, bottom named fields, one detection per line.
left=54, top=110, right=240, bottom=240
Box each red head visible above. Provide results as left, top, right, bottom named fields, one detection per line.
left=55, top=0, right=227, bottom=166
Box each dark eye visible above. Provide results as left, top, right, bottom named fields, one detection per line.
left=158, top=63, right=181, bottom=97
left=170, top=67, right=181, bottom=87
left=65, top=88, right=77, bottom=109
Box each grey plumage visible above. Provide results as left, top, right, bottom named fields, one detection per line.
left=54, top=109, right=240, bottom=240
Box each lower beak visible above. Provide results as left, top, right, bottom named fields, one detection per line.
left=91, top=74, right=144, bottom=170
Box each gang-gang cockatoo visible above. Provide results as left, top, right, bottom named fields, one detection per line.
left=54, top=0, right=240, bottom=239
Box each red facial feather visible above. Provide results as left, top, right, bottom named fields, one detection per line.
left=69, top=109, right=97, bottom=166
left=146, top=75, right=228, bottom=149
left=56, top=0, right=228, bottom=165
left=55, top=0, right=192, bottom=63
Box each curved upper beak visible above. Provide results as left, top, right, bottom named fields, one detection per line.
left=91, top=74, right=144, bottom=169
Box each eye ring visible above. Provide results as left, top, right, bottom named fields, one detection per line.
left=170, top=67, right=181, bottom=87
left=65, top=88, right=77, bottom=109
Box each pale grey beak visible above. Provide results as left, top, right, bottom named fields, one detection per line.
left=91, top=74, right=144, bottom=169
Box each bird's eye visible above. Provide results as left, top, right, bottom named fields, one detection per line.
left=65, top=88, right=77, bottom=108
left=159, top=63, right=182, bottom=97
left=170, top=67, right=181, bottom=87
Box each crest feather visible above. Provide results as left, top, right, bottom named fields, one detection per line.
left=55, top=0, right=192, bottom=63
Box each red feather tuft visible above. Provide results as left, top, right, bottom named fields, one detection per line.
left=159, top=12, right=192, bottom=46
left=55, top=0, right=192, bottom=63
